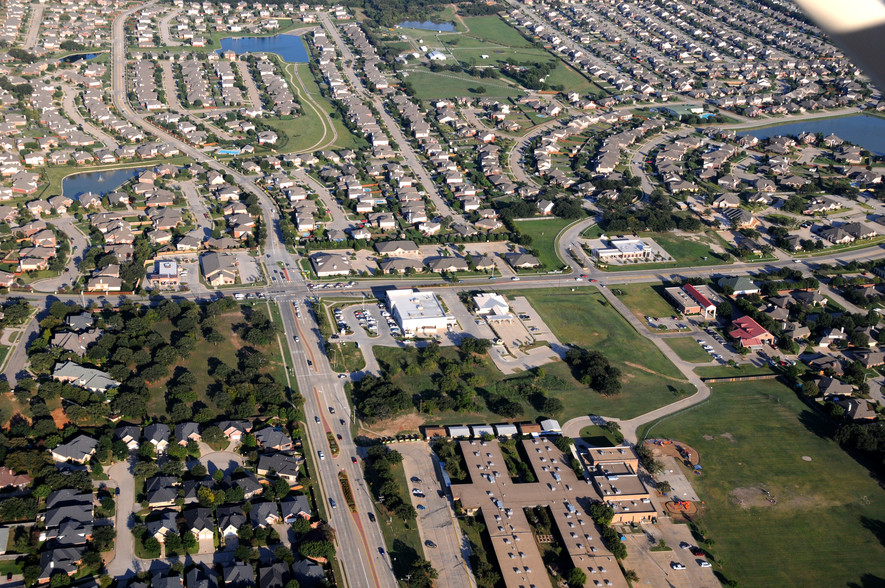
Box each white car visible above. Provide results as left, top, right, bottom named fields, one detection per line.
left=671, top=563, right=686, bottom=570
left=699, top=561, right=712, bottom=568
left=318, top=451, right=325, bottom=460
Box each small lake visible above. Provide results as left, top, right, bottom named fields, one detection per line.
left=218, top=34, right=308, bottom=62
left=397, top=20, right=455, bottom=32
left=738, top=114, right=885, bottom=155
left=60, top=53, right=99, bottom=63
left=63, top=167, right=145, bottom=199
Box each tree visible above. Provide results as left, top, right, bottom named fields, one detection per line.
left=624, top=569, right=640, bottom=583
left=567, top=567, right=587, bottom=587
left=298, top=539, right=335, bottom=560
left=292, top=516, right=311, bottom=537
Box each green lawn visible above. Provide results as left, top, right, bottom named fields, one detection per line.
left=327, top=342, right=366, bottom=373
left=461, top=15, right=534, bottom=47
left=404, top=70, right=523, bottom=99
left=579, top=425, right=621, bottom=447
left=638, top=379, right=885, bottom=588
left=514, top=217, right=574, bottom=270
left=665, top=337, right=711, bottom=363
left=610, top=282, right=681, bottom=324
left=369, top=457, right=424, bottom=584
left=279, top=61, right=363, bottom=151
left=509, top=287, right=695, bottom=418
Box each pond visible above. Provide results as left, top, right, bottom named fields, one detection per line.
left=60, top=53, right=99, bottom=63
left=397, top=20, right=456, bottom=32
left=738, top=114, right=885, bottom=155
left=62, top=167, right=146, bottom=199
left=218, top=34, right=309, bottom=63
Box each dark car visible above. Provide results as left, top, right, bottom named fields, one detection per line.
left=378, top=547, right=385, bottom=556
left=351, top=456, right=358, bottom=464
left=368, top=512, right=376, bottom=522
left=690, top=547, right=707, bottom=557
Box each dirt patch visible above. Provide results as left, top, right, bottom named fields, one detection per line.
left=729, top=487, right=775, bottom=509
left=623, top=361, right=686, bottom=383
left=802, top=455, right=812, bottom=462
left=360, top=413, right=426, bottom=437
left=50, top=406, right=70, bottom=428
left=644, top=439, right=700, bottom=466
left=702, top=434, right=714, bottom=440
left=720, top=432, right=735, bottom=442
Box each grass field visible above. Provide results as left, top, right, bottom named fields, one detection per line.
left=579, top=425, right=621, bottom=447
left=604, top=232, right=732, bottom=272
left=460, top=15, right=534, bottom=47
left=610, top=282, right=680, bottom=324
left=665, top=337, right=712, bottom=363
left=509, top=288, right=695, bottom=418
left=327, top=341, right=366, bottom=373
left=638, top=379, right=885, bottom=588
left=404, top=70, right=523, bottom=99
left=514, top=217, right=574, bottom=269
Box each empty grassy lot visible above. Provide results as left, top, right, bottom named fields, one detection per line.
left=513, top=217, right=573, bottom=270
left=327, top=341, right=366, bottom=373
left=665, top=337, right=712, bottom=363
left=460, top=15, right=534, bottom=47
left=610, top=282, right=680, bottom=324
left=509, top=287, right=695, bottom=417
left=403, top=70, right=523, bottom=99
left=638, top=379, right=885, bottom=587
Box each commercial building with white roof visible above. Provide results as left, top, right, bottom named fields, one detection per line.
left=386, top=289, right=454, bottom=337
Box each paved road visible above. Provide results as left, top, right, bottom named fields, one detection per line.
left=234, top=59, right=262, bottom=110
left=31, top=218, right=90, bottom=293
left=158, top=60, right=185, bottom=113
left=62, top=84, right=120, bottom=151
left=180, top=180, right=214, bottom=239
left=106, top=460, right=136, bottom=578
left=158, top=8, right=182, bottom=47
left=2, top=312, right=39, bottom=386
left=294, top=169, right=349, bottom=231
left=22, top=3, right=43, bottom=49
left=285, top=59, right=338, bottom=152
left=505, top=116, right=562, bottom=186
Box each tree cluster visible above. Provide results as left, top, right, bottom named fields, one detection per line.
left=564, top=347, right=622, bottom=395
left=363, top=446, right=416, bottom=522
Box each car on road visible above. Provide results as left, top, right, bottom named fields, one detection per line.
left=351, top=456, right=358, bottom=464
left=329, top=407, right=335, bottom=414
left=488, top=276, right=496, bottom=280
left=293, top=336, right=299, bottom=342
left=671, top=563, right=686, bottom=570
left=699, top=561, right=712, bottom=568
left=307, top=360, right=313, bottom=366
left=340, top=419, right=346, bottom=425
left=580, top=274, right=589, bottom=278
left=318, top=451, right=325, bottom=460
left=337, top=434, right=343, bottom=440
left=378, top=547, right=385, bottom=556
left=338, top=374, right=347, bottom=379
left=368, top=512, right=375, bottom=522
left=314, top=416, right=321, bottom=424
left=511, top=276, right=520, bottom=281
left=329, top=498, right=336, bottom=508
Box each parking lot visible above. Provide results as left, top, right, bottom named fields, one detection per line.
left=623, top=524, right=719, bottom=588
left=234, top=253, right=262, bottom=284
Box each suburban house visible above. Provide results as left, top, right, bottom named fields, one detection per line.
left=254, top=427, right=293, bottom=451
left=257, top=454, right=301, bottom=484
left=718, top=276, right=760, bottom=296
left=143, top=423, right=171, bottom=454
left=174, top=422, right=201, bottom=445
left=50, top=435, right=98, bottom=464
left=375, top=240, right=420, bottom=256
left=280, top=496, right=312, bottom=523
left=145, top=476, right=181, bottom=508
left=729, top=316, right=775, bottom=348
left=182, top=507, right=215, bottom=541
left=250, top=501, right=282, bottom=528
left=52, top=361, right=119, bottom=393
left=217, top=505, right=248, bottom=541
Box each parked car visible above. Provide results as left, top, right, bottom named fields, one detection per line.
left=699, top=561, right=712, bottom=568
left=671, top=563, right=686, bottom=570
